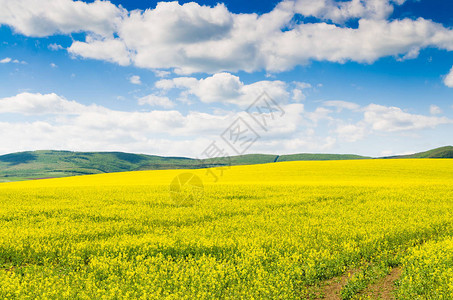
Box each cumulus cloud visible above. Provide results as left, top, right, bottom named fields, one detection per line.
left=0, top=92, right=94, bottom=115
left=129, top=75, right=141, bottom=85
left=153, top=70, right=171, bottom=78
left=0, top=0, right=124, bottom=37
left=0, top=57, right=26, bottom=64
left=155, top=72, right=310, bottom=106
left=291, top=82, right=312, bottom=101
left=363, top=104, right=452, bottom=132
left=326, top=103, right=453, bottom=143
left=0, top=91, right=452, bottom=156
left=335, top=122, right=368, bottom=142
left=323, top=100, right=361, bottom=111
left=444, top=66, right=453, bottom=88
left=48, top=43, right=64, bottom=51
left=1, top=0, right=451, bottom=74
left=73, top=2, right=453, bottom=74
left=0, top=92, right=314, bottom=156
left=264, top=18, right=453, bottom=72
left=68, top=37, right=131, bottom=66
left=306, top=107, right=333, bottom=124
left=138, top=95, right=175, bottom=108
left=67, top=3, right=453, bottom=74
left=0, top=120, right=215, bottom=157
left=430, top=105, right=442, bottom=115
left=294, top=0, right=406, bottom=23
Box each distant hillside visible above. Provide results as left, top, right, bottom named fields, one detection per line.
left=384, top=146, right=453, bottom=159
left=204, top=154, right=278, bottom=166
left=0, top=151, right=279, bottom=182
left=0, top=151, right=200, bottom=182
left=277, top=153, right=370, bottom=162
left=0, top=146, right=451, bottom=182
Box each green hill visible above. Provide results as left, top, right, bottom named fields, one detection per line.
left=0, top=146, right=451, bottom=182
left=277, top=153, right=370, bottom=162
left=0, top=151, right=201, bottom=182
left=204, top=154, right=278, bottom=166
left=383, top=146, right=453, bottom=159
left=0, top=151, right=280, bottom=182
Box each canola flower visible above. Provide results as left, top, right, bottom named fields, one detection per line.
left=0, top=159, right=452, bottom=299
left=396, top=237, right=453, bottom=299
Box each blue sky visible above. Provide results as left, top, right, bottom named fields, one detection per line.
left=0, top=0, right=452, bottom=157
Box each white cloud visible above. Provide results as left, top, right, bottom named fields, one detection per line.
left=292, top=89, right=305, bottom=101
left=0, top=0, right=452, bottom=74
left=294, top=82, right=312, bottom=89
left=294, top=0, right=406, bottom=23
left=0, top=92, right=94, bottom=115
left=48, top=43, right=63, bottom=51
left=265, top=18, right=453, bottom=72
left=306, top=107, right=333, bottom=124
left=155, top=72, right=294, bottom=106
left=363, top=104, right=452, bottom=132
left=279, top=135, right=336, bottom=153
left=0, top=91, right=452, bottom=157
left=0, top=0, right=124, bottom=37
left=335, top=122, right=368, bottom=142
left=153, top=70, right=171, bottom=78
left=329, top=103, right=453, bottom=143
left=50, top=63, right=57, bottom=68
left=129, top=75, right=141, bottom=85
left=444, top=66, right=453, bottom=88
left=0, top=91, right=314, bottom=156
left=1, top=57, right=27, bottom=64
left=0, top=120, right=216, bottom=157
left=115, top=1, right=236, bottom=73
left=138, top=95, right=175, bottom=108
left=324, top=100, right=361, bottom=111
left=430, top=105, right=442, bottom=115
left=195, top=73, right=245, bottom=103
left=68, top=37, right=131, bottom=66
left=291, top=82, right=312, bottom=101
left=67, top=2, right=453, bottom=74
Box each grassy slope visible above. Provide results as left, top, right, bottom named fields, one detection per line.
left=0, top=151, right=201, bottom=182
left=0, top=151, right=279, bottom=182
left=0, top=146, right=451, bottom=182
left=204, top=154, right=278, bottom=166
left=277, top=153, right=370, bottom=162
left=388, top=146, right=453, bottom=159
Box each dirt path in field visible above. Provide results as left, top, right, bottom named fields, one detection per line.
left=317, top=270, right=357, bottom=299
left=359, top=267, right=401, bottom=299
left=316, top=267, right=401, bottom=299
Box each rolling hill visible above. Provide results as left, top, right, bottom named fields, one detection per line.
left=383, top=146, right=453, bottom=159
left=0, top=151, right=280, bottom=182
left=277, top=153, right=370, bottom=162
left=0, top=151, right=199, bottom=182
left=0, top=146, right=451, bottom=182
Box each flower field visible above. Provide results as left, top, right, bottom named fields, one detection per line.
left=0, top=159, right=452, bottom=299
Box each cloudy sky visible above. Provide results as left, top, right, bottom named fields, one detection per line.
left=1, top=0, right=453, bottom=157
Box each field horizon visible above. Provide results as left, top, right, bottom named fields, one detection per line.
left=1, top=145, right=452, bottom=183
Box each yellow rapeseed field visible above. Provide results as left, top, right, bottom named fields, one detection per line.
left=0, top=159, right=452, bottom=299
